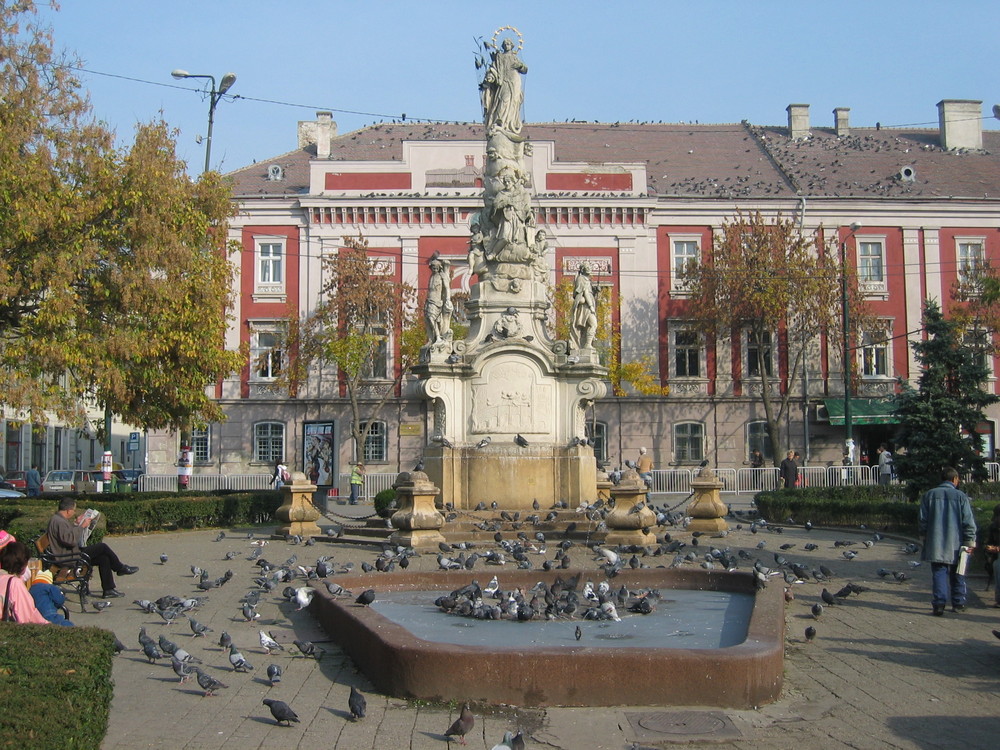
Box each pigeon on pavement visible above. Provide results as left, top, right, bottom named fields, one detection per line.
left=263, top=698, right=300, bottom=726
left=228, top=644, right=253, bottom=672
left=259, top=630, right=284, bottom=653
left=188, top=617, right=212, bottom=637
left=266, top=664, right=282, bottom=686
left=194, top=668, right=228, bottom=697
left=349, top=685, right=367, bottom=720
left=445, top=703, right=475, bottom=745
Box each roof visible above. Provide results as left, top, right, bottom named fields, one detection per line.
left=227, top=120, right=1000, bottom=201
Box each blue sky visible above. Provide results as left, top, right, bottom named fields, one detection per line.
left=36, top=0, right=1000, bottom=174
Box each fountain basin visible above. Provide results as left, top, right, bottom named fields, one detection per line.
left=310, top=568, right=784, bottom=708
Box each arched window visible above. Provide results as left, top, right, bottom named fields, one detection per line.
left=673, top=422, right=704, bottom=463
left=254, top=422, right=284, bottom=464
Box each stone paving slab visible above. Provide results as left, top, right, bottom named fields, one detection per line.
left=81, top=513, right=1000, bottom=749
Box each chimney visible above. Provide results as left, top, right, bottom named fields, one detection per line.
left=937, top=99, right=982, bottom=150
left=297, top=111, right=338, bottom=157
left=786, top=103, right=810, bottom=140
left=833, top=107, right=850, bottom=137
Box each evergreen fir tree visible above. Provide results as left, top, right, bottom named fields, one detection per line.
left=894, top=300, right=998, bottom=499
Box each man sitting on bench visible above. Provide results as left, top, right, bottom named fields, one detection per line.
left=46, top=498, right=138, bottom=599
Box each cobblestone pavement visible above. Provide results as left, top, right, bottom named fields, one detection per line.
left=86, top=508, right=1000, bottom=749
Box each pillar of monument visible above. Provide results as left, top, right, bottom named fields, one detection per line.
left=274, top=472, right=321, bottom=538
left=604, top=469, right=656, bottom=546
left=389, top=471, right=447, bottom=549
left=686, top=468, right=729, bottom=533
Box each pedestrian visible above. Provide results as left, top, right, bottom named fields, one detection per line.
left=983, top=505, right=1000, bottom=609
left=25, top=465, right=41, bottom=497
left=918, top=467, right=977, bottom=616
left=779, top=450, right=798, bottom=489
left=636, top=447, right=653, bottom=489
left=877, top=443, right=894, bottom=486
left=349, top=463, right=365, bottom=505
left=272, top=460, right=288, bottom=490
left=749, top=449, right=765, bottom=489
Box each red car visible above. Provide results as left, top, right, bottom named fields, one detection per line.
left=2, top=470, right=27, bottom=490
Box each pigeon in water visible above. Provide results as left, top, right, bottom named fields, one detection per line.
left=574, top=625, right=582, bottom=641
left=259, top=630, right=284, bottom=654
left=228, top=644, right=253, bottom=672
left=188, top=617, right=213, bottom=637
left=355, top=589, right=376, bottom=606
left=263, top=698, right=300, bottom=726
left=445, top=703, right=475, bottom=745
left=348, top=685, right=367, bottom=720
left=266, top=663, right=282, bottom=686
left=194, top=668, right=228, bottom=697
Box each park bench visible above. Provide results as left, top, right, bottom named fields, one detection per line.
left=34, top=533, right=93, bottom=611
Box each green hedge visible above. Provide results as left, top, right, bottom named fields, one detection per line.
left=373, top=488, right=397, bottom=518
left=0, top=623, right=114, bottom=750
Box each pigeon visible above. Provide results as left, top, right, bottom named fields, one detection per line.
left=294, top=587, right=315, bottom=610
left=574, top=625, right=582, bottom=641
left=214, top=531, right=226, bottom=542
left=349, top=685, right=367, bottom=720
left=267, top=663, right=282, bottom=686
left=510, top=732, right=525, bottom=750
left=293, top=640, right=324, bottom=658
left=492, top=731, right=517, bottom=750
left=805, top=626, right=816, bottom=642
left=142, top=642, right=165, bottom=663
left=158, top=635, right=179, bottom=655
left=218, top=631, right=232, bottom=650
left=91, top=600, right=112, bottom=612
left=159, top=553, right=169, bottom=565
left=263, top=698, right=299, bottom=726
left=188, top=617, right=212, bottom=637
left=228, top=644, right=253, bottom=672
left=514, top=434, right=529, bottom=447
left=112, top=635, right=127, bottom=655
left=476, top=436, right=492, bottom=449
left=171, top=657, right=195, bottom=683
left=820, top=588, right=839, bottom=606
left=355, top=589, right=376, bottom=606
left=445, top=703, right=475, bottom=745
left=259, top=630, right=284, bottom=654
left=194, top=668, right=228, bottom=697
left=173, top=647, right=200, bottom=664
left=811, top=603, right=823, bottom=620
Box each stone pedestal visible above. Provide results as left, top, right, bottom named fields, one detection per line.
left=686, top=469, right=729, bottom=533
left=274, top=472, right=321, bottom=537
left=389, top=471, right=446, bottom=550
left=604, top=469, right=656, bottom=546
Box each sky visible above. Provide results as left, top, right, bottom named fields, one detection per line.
left=32, top=0, right=1000, bottom=175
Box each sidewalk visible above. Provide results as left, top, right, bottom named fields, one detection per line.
left=90, top=513, right=999, bottom=749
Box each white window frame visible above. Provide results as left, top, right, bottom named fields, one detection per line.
left=254, top=237, right=286, bottom=302
left=253, top=422, right=284, bottom=464
left=746, top=421, right=772, bottom=461
left=745, top=329, right=774, bottom=378
left=956, top=237, right=985, bottom=286
left=192, top=426, right=211, bottom=464
left=249, top=322, right=285, bottom=381
left=669, top=234, right=701, bottom=293
left=673, top=422, right=705, bottom=463
left=357, top=421, right=388, bottom=464
left=671, top=327, right=703, bottom=379
left=856, top=236, right=886, bottom=294
left=964, top=327, right=993, bottom=378
left=860, top=321, right=892, bottom=379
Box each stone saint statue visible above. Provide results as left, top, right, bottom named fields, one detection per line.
left=425, top=257, right=453, bottom=344
left=569, top=264, right=598, bottom=351
left=480, top=37, right=528, bottom=137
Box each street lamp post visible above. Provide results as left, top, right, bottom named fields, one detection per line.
left=841, top=222, right=861, bottom=464
left=171, top=69, right=237, bottom=174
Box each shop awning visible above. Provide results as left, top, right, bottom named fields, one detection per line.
left=821, top=398, right=899, bottom=425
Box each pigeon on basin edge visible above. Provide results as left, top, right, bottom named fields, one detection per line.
left=355, top=589, right=375, bottom=606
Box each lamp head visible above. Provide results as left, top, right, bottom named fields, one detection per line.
left=219, top=73, right=237, bottom=95
left=171, top=69, right=190, bottom=80
left=849, top=222, right=861, bottom=232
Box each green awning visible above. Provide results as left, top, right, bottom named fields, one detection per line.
left=822, top=398, right=899, bottom=425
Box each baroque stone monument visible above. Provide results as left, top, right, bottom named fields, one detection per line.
left=414, top=27, right=607, bottom=510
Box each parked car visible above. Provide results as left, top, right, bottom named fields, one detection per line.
left=1, top=470, right=27, bottom=489
left=42, top=470, right=100, bottom=494
left=0, top=488, right=25, bottom=498
left=116, top=469, right=143, bottom=491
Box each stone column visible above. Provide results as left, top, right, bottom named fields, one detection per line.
left=389, top=471, right=446, bottom=550
left=274, top=472, right=321, bottom=538
left=604, top=468, right=656, bottom=546
left=686, top=468, right=729, bottom=533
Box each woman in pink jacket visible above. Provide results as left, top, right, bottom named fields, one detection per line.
left=1, top=539, right=50, bottom=624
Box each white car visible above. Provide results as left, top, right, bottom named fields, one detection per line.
left=0, top=488, right=25, bottom=498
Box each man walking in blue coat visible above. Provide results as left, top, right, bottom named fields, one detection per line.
left=918, top=467, right=977, bottom=616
